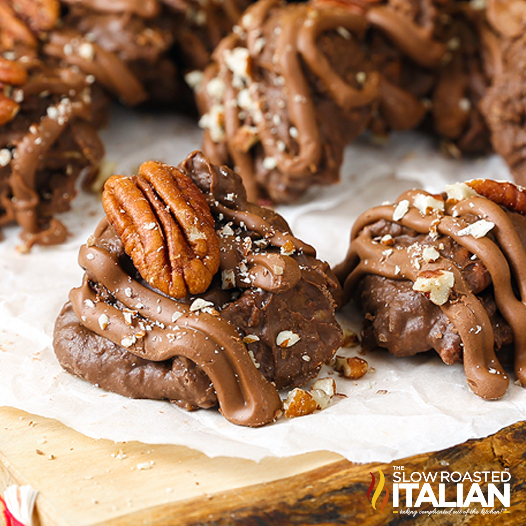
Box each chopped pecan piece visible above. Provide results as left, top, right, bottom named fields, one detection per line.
left=311, top=377, right=336, bottom=397
left=102, top=161, right=220, bottom=298
left=413, top=269, right=455, bottom=306
left=341, top=329, right=360, bottom=347
left=283, top=388, right=317, bottom=418
left=334, top=355, right=369, bottom=379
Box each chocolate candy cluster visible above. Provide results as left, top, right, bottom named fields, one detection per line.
left=54, top=151, right=342, bottom=426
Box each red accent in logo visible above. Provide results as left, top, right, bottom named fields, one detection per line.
left=367, top=468, right=389, bottom=512
left=367, top=472, right=376, bottom=501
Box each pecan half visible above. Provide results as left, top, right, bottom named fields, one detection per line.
left=466, top=179, right=526, bottom=215
left=11, top=0, right=60, bottom=33
left=0, top=93, right=19, bottom=125
left=486, top=0, right=526, bottom=39
left=102, top=161, right=220, bottom=299
left=0, top=0, right=37, bottom=49
left=0, top=57, right=27, bottom=85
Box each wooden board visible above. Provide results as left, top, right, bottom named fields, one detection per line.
left=1, top=406, right=526, bottom=526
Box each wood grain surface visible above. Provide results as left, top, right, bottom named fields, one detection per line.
left=1, top=406, right=525, bottom=525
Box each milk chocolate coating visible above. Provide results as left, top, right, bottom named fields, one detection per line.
left=335, top=184, right=526, bottom=400
left=46, top=2, right=176, bottom=106
left=365, top=1, right=444, bottom=69
left=53, top=151, right=342, bottom=426
left=0, top=54, right=104, bottom=248
left=306, top=0, right=444, bottom=141
left=45, top=0, right=254, bottom=106
left=163, top=0, right=253, bottom=72
left=220, top=257, right=342, bottom=389
left=197, top=0, right=379, bottom=203
left=481, top=68, right=526, bottom=186
left=480, top=24, right=526, bottom=186
left=54, top=301, right=217, bottom=410
left=323, top=0, right=493, bottom=154
left=429, top=4, right=492, bottom=155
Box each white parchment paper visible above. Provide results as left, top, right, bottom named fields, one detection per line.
left=1, top=105, right=525, bottom=463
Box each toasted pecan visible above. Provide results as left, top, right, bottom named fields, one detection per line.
left=0, top=0, right=38, bottom=49
left=486, top=0, right=526, bottom=39
left=283, top=388, right=317, bottom=418
left=0, top=57, right=27, bottom=85
left=466, top=179, right=526, bottom=215
left=333, top=355, right=369, bottom=379
left=0, top=93, right=19, bottom=125
left=102, top=161, right=220, bottom=299
left=11, top=0, right=60, bottom=33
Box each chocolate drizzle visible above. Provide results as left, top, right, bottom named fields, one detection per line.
left=11, top=93, right=90, bottom=244
left=55, top=151, right=342, bottom=426
left=44, top=29, right=149, bottom=106
left=170, top=0, right=253, bottom=71
left=69, top=220, right=282, bottom=427
left=45, top=0, right=178, bottom=106
left=365, top=5, right=445, bottom=69
left=0, top=55, right=104, bottom=248
left=197, top=0, right=378, bottom=203
left=47, top=0, right=253, bottom=107
left=336, top=186, right=526, bottom=399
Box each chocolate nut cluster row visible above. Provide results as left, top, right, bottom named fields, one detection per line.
left=54, top=152, right=526, bottom=422
left=2, top=0, right=526, bottom=245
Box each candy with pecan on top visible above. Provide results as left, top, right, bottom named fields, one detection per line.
left=102, top=161, right=220, bottom=298
left=53, top=151, right=342, bottom=426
